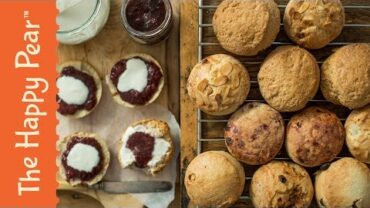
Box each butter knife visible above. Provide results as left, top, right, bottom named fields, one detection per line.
left=90, top=181, right=172, bottom=194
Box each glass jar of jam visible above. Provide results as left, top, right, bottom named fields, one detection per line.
left=121, top=0, right=173, bottom=44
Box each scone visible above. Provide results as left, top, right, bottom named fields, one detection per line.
left=187, top=54, right=250, bottom=115
left=106, top=53, right=164, bottom=108
left=315, top=157, right=370, bottom=208
left=57, top=132, right=110, bottom=186
left=284, top=0, right=345, bottom=49
left=213, top=0, right=280, bottom=56
left=286, top=107, right=345, bottom=167
left=118, top=119, right=174, bottom=176
left=57, top=61, right=102, bottom=118
left=225, top=102, right=284, bottom=165
left=185, top=151, right=245, bottom=208
left=345, top=105, right=370, bottom=164
left=250, top=161, right=314, bottom=208
left=321, top=43, right=370, bottom=109
left=258, top=46, right=320, bottom=112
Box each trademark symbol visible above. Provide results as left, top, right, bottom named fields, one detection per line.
left=24, top=11, right=29, bottom=18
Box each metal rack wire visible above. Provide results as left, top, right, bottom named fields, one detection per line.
left=196, top=0, right=370, bottom=205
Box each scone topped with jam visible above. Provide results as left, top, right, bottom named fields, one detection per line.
left=57, top=132, right=110, bottom=186
left=107, top=54, right=164, bottom=107
left=57, top=61, right=102, bottom=118
left=118, top=119, right=174, bottom=175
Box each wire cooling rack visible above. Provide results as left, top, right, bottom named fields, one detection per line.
left=195, top=0, right=370, bottom=206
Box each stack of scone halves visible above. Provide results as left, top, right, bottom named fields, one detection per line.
left=185, top=0, right=370, bottom=207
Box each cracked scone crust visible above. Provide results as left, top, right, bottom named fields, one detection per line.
left=286, top=107, right=345, bottom=167
left=185, top=151, right=245, bottom=208
left=284, top=0, right=345, bottom=49
left=345, top=105, right=370, bottom=164
left=225, top=102, right=284, bottom=165
left=250, top=161, right=314, bottom=208
left=258, top=46, right=320, bottom=112
left=315, top=157, right=370, bottom=208
left=213, top=0, right=280, bottom=56
left=187, top=54, right=250, bottom=115
left=321, top=43, right=370, bottom=109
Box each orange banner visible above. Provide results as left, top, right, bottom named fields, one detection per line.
left=0, top=1, right=58, bottom=207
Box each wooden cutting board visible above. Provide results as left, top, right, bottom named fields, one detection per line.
left=57, top=0, right=180, bottom=207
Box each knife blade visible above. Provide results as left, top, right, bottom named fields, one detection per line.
left=90, top=181, right=173, bottom=194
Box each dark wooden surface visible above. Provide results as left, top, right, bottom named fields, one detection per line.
left=180, top=0, right=370, bottom=207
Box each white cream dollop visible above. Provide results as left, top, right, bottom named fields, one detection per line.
left=120, top=125, right=170, bottom=168
left=147, top=139, right=171, bottom=167
left=117, top=58, right=148, bottom=93
left=66, top=143, right=100, bottom=172
left=57, top=76, right=89, bottom=105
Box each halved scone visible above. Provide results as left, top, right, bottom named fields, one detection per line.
left=57, top=132, right=110, bottom=186
left=118, top=119, right=174, bottom=175
left=57, top=61, right=102, bottom=118
left=106, top=54, right=165, bottom=108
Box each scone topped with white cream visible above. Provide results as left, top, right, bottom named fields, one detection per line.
left=57, top=61, right=102, bottom=118
left=119, top=119, right=174, bottom=175
left=57, top=132, right=110, bottom=186
left=107, top=54, right=164, bottom=107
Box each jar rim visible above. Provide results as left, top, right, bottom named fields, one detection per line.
left=121, top=0, right=173, bottom=38
left=57, top=0, right=102, bottom=34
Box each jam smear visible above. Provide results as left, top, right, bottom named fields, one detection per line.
left=61, top=137, right=104, bottom=183
left=126, top=132, right=155, bottom=168
left=126, top=0, right=166, bottom=32
left=110, top=57, right=163, bottom=105
left=57, top=66, right=97, bottom=115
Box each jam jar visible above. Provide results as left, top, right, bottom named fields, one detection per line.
left=121, top=0, right=173, bottom=44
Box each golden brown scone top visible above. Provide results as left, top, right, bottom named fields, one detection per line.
left=213, top=0, right=280, bottom=56
left=132, top=119, right=170, bottom=136
left=250, top=161, right=314, bottom=208
left=284, top=0, right=345, bottom=49
left=187, top=54, right=250, bottom=115
left=321, top=43, right=370, bottom=109
left=185, top=151, right=245, bottom=208
left=315, top=157, right=370, bottom=208
left=258, top=46, right=320, bottom=112
left=225, top=102, right=284, bottom=165
left=345, top=105, right=370, bottom=164
left=286, top=107, right=345, bottom=167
